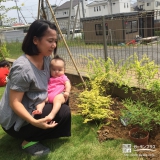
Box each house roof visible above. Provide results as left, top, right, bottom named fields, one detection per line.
left=81, top=11, right=139, bottom=21
left=87, top=0, right=109, bottom=6
left=57, top=0, right=79, bottom=10
left=81, top=10, right=155, bottom=22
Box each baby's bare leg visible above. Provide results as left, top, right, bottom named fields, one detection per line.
left=46, top=94, right=65, bottom=120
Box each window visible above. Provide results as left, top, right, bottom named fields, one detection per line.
left=126, top=20, right=138, bottom=34
left=94, top=6, right=101, bottom=12
left=127, top=3, right=128, bottom=8
left=70, top=30, right=73, bottom=34
left=124, top=3, right=126, bottom=8
left=95, top=24, right=102, bottom=35
left=74, top=29, right=81, bottom=33
left=155, top=1, right=160, bottom=7
left=95, top=23, right=108, bottom=35
left=147, top=3, right=150, bottom=6
left=140, top=5, right=143, bottom=9
left=132, top=21, right=138, bottom=32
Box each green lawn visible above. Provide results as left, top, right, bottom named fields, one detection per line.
left=6, top=42, right=23, bottom=59
left=0, top=87, right=138, bottom=160
left=5, top=40, right=104, bottom=60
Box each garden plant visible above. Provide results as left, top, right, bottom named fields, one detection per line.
left=78, top=53, right=160, bottom=141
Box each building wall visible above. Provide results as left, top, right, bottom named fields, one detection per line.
left=87, top=0, right=131, bottom=17
left=112, top=2, right=120, bottom=14
left=137, top=0, right=160, bottom=20
left=137, top=0, right=160, bottom=10
left=82, top=15, right=139, bottom=44
left=119, top=0, right=131, bottom=13
left=52, top=0, right=88, bottom=30
left=1, top=30, right=25, bottom=43
left=88, top=3, right=110, bottom=17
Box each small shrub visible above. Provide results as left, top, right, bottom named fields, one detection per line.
left=121, top=99, right=160, bottom=132
left=78, top=75, right=114, bottom=123
left=0, top=43, right=10, bottom=60
left=78, top=89, right=114, bottom=123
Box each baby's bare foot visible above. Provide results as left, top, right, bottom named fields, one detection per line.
left=32, top=109, right=42, bottom=115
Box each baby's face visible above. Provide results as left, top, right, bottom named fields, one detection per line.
left=50, top=59, right=65, bottom=78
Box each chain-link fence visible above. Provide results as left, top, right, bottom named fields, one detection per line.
left=1, top=11, right=160, bottom=77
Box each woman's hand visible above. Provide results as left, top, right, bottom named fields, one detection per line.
left=32, top=117, right=58, bottom=129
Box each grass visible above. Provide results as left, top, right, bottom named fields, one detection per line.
left=6, top=42, right=23, bottom=59
left=4, top=40, right=104, bottom=60
left=0, top=87, right=139, bottom=160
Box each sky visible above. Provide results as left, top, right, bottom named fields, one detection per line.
left=1, top=0, right=71, bottom=24
left=2, top=0, right=136, bottom=24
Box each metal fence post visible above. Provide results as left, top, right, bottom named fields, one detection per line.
left=102, top=16, right=108, bottom=61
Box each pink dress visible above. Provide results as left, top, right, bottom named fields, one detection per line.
left=48, top=74, right=69, bottom=103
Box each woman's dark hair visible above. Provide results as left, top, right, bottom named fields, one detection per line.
left=0, top=60, right=10, bottom=67
left=22, top=20, right=58, bottom=55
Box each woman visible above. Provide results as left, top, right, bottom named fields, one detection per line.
left=0, top=20, right=71, bottom=156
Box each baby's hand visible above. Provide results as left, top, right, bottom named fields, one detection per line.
left=63, top=92, right=70, bottom=102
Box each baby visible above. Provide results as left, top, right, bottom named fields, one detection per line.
left=32, top=55, right=71, bottom=120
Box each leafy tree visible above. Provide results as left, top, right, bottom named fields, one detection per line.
left=0, top=0, right=18, bottom=26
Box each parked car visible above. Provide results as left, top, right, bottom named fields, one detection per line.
left=61, top=29, right=82, bottom=39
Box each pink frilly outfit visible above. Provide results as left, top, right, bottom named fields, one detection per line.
left=48, top=74, right=69, bottom=103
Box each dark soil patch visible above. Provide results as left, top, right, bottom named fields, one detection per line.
left=69, top=86, right=160, bottom=160
left=131, top=131, right=148, bottom=139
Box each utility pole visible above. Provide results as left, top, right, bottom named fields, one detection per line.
left=45, top=0, right=50, bottom=20
left=37, top=0, right=41, bottom=20
left=81, top=0, right=85, bottom=18
left=67, top=0, right=73, bottom=39
left=19, top=8, right=27, bottom=24
left=72, top=1, right=80, bottom=40
left=41, top=0, right=47, bottom=20
left=14, top=0, right=21, bottom=23
left=109, top=0, right=112, bottom=16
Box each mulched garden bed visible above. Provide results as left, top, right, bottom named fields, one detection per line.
left=69, top=86, right=160, bottom=160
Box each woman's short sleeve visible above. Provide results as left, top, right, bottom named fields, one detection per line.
left=8, top=64, right=31, bottom=92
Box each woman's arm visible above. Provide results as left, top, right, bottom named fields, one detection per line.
left=9, top=89, right=36, bottom=124
left=9, top=89, right=58, bottom=129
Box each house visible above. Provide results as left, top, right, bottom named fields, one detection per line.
left=81, top=11, right=154, bottom=44
left=47, top=0, right=89, bottom=31
left=47, top=0, right=132, bottom=31
left=137, top=0, right=160, bottom=21
left=87, top=0, right=131, bottom=17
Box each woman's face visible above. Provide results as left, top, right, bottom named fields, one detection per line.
left=33, top=28, right=57, bottom=56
